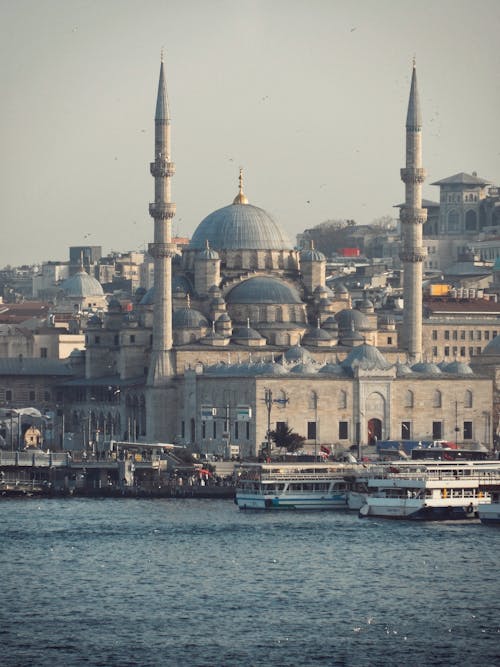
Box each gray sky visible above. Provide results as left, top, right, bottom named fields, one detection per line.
left=1, top=0, right=499, bottom=268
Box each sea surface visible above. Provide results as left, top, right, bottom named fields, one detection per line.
left=1, top=498, right=499, bottom=667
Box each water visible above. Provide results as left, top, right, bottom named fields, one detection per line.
left=1, top=498, right=499, bottom=667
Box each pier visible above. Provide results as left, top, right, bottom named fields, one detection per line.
left=0, top=450, right=236, bottom=498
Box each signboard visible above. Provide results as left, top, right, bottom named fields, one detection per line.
left=201, top=405, right=217, bottom=421
left=236, top=405, right=252, bottom=421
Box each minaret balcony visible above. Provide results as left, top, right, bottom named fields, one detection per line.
left=399, top=207, right=427, bottom=225
left=150, top=159, right=176, bottom=178
left=400, top=167, right=426, bottom=184
left=149, top=202, right=176, bottom=219
left=148, top=242, right=178, bottom=259
left=399, top=248, right=427, bottom=262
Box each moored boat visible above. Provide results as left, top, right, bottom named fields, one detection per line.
left=235, top=461, right=359, bottom=510
left=357, top=461, right=500, bottom=521
left=478, top=490, right=500, bottom=525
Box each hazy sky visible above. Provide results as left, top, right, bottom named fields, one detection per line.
left=1, top=0, right=499, bottom=268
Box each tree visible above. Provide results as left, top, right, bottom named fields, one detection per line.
left=268, top=423, right=305, bottom=454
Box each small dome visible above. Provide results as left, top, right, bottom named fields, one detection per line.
left=335, top=308, right=371, bottom=332
left=232, top=326, right=264, bottom=341
left=358, top=298, right=374, bottom=313
left=442, top=360, right=474, bottom=376
left=283, top=345, right=313, bottom=363
left=226, top=277, right=302, bottom=305
left=216, top=313, right=231, bottom=323
left=322, top=316, right=339, bottom=331
left=314, top=285, right=334, bottom=298
left=302, top=327, right=332, bottom=343
left=173, top=308, right=209, bottom=328
left=300, top=243, right=326, bottom=262
left=411, top=361, right=442, bottom=375
left=319, top=362, right=346, bottom=376
left=108, top=298, right=122, bottom=312
left=61, top=270, right=104, bottom=297
left=341, top=343, right=391, bottom=371
left=290, top=360, right=319, bottom=375
left=395, top=360, right=413, bottom=377
left=198, top=241, right=220, bottom=260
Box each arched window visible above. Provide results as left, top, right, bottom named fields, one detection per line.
left=338, top=390, right=347, bottom=409
left=433, top=389, right=442, bottom=408
left=404, top=390, right=414, bottom=408
left=276, top=306, right=283, bottom=323
left=465, top=210, right=477, bottom=231
left=308, top=391, right=318, bottom=410
left=447, top=211, right=459, bottom=232
left=464, top=390, right=473, bottom=408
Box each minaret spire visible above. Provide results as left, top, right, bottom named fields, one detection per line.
left=147, top=56, right=178, bottom=440
left=399, top=61, right=427, bottom=361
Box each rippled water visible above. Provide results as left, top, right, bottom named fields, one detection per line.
left=1, top=498, right=499, bottom=666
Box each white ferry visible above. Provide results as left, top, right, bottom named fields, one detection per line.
left=235, top=462, right=358, bottom=510
left=357, top=461, right=500, bottom=521
left=478, top=490, right=500, bottom=525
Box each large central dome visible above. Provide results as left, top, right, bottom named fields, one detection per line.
left=189, top=202, right=292, bottom=251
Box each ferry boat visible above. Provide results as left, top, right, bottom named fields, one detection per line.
left=478, top=490, right=500, bottom=525
left=357, top=460, right=500, bottom=521
left=234, top=462, right=358, bottom=510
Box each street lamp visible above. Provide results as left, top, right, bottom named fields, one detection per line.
left=312, top=391, right=318, bottom=461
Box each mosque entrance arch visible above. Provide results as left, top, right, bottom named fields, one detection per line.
left=367, top=418, right=382, bottom=446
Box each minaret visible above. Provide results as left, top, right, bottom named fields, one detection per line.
left=400, top=62, right=427, bottom=361
left=147, top=56, right=178, bottom=440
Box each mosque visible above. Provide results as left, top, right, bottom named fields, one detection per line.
left=65, top=60, right=494, bottom=457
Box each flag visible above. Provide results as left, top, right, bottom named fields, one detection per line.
left=320, top=445, right=331, bottom=456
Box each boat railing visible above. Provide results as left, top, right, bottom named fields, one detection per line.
left=375, top=470, right=500, bottom=484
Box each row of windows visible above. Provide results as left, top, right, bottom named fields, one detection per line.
left=402, top=421, right=473, bottom=440
left=1, top=389, right=52, bottom=402
left=200, top=419, right=251, bottom=441
left=442, top=193, right=478, bottom=203
left=432, top=330, right=496, bottom=341
left=404, top=389, right=473, bottom=409
left=431, top=346, right=483, bottom=357
left=87, top=334, right=138, bottom=345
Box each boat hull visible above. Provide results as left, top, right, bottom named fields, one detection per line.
left=359, top=499, right=480, bottom=521
left=478, top=503, right=500, bottom=525
left=236, top=493, right=348, bottom=510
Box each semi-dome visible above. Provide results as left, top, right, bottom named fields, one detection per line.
left=61, top=270, right=104, bottom=297
left=226, top=277, right=302, bottom=304
left=173, top=308, right=209, bottom=328
left=189, top=202, right=292, bottom=251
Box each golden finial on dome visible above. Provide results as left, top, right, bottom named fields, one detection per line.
left=233, top=167, right=249, bottom=205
